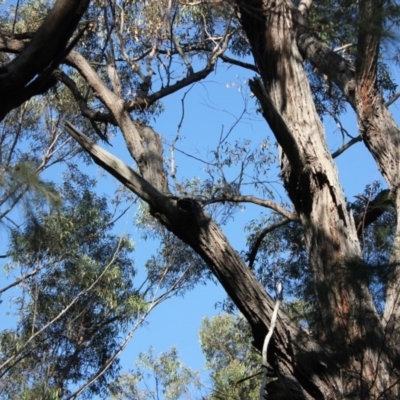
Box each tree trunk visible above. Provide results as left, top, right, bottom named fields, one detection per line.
left=63, top=0, right=400, bottom=396
left=293, top=0, right=400, bottom=343
left=236, top=0, right=398, bottom=396
left=354, top=0, right=400, bottom=343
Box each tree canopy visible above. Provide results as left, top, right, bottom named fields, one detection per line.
left=1, top=0, right=400, bottom=398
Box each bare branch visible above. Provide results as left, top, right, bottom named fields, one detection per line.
left=331, top=135, right=362, bottom=159
left=218, top=53, right=258, bottom=72
left=247, top=218, right=292, bottom=269
left=203, top=195, right=296, bottom=220
left=334, top=43, right=354, bottom=53
left=0, top=267, right=43, bottom=295
left=385, top=91, right=400, bottom=108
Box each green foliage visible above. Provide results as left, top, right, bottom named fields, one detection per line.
left=109, top=347, right=201, bottom=400
left=0, top=160, right=61, bottom=225
left=110, top=314, right=262, bottom=400
left=0, top=174, right=140, bottom=399
left=199, top=313, right=262, bottom=400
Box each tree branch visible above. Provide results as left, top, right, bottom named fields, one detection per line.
left=0, top=267, right=43, bottom=295
left=0, top=0, right=90, bottom=120
left=247, top=218, right=292, bottom=269
left=64, top=121, right=171, bottom=213
left=218, top=53, right=258, bottom=72
left=385, top=91, right=400, bottom=107
left=331, top=135, right=362, bottom=159
left=127, top=66, right=214, bottom=111
left=203, top=195, right=296, bottom=220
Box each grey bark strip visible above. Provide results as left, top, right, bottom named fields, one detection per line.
left=260, top=282, right=283, bottom=400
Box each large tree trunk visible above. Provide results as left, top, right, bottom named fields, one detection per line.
left=236, top=0, right=398, bottom=396
left=63, top=0, right=400, bottom=396
left=354, top=0, right=400, bottom=341
left=293, top=0, right=400, bottom=343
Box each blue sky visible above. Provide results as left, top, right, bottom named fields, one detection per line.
left=104, top=62, right=394, bottom=391
left=0, top=57, right=394, bottom=395
left=1, top=0, right=400, bottom=397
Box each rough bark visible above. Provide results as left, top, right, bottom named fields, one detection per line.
left=354, top=0, right=400, bottom=342
left=0, top=0, right=90, bottom=120
left=65, top=121, right=340, bottom=399
left=235, top=0, right=398, bottom=396
left=2, top=0, right=400, bottom=396
left=292, top=0, right=400, bottom=350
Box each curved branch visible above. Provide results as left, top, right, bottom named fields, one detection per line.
left=247, top=218, right=292, bottom=269
left=203, top=195, right=296, bottom=220
left=127, top=66, right=214, bottom=111
left=218, top=53, right=258, bottom=72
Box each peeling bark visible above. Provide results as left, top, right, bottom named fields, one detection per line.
left=291, top=0, right=400, bottom=353
left=354, top=0, right=400, bottom=339
left=2, top=0, right=400, bottom=396
left=236, top=0, right=398, bottom=396
left=65, top=121, right=340, bottom=399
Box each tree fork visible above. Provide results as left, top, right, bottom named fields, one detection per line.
left=235, top=0, right=396, bottom=395
left=65, top=121, right=340, bottom=399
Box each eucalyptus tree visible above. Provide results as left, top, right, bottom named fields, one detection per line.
left=0, top=173, right=194, bottom=399
left=199, top=313, right=262, bottom=400
left=1, top=0, right=400, bottom=398
left=110, top=313, right=261, bottom=400
left=109, top=347, right=201, bottom=400
left=0, top=175, right=139, bottom=399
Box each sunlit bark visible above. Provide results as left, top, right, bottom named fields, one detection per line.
left=236, top=0, right=399, bottom=396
